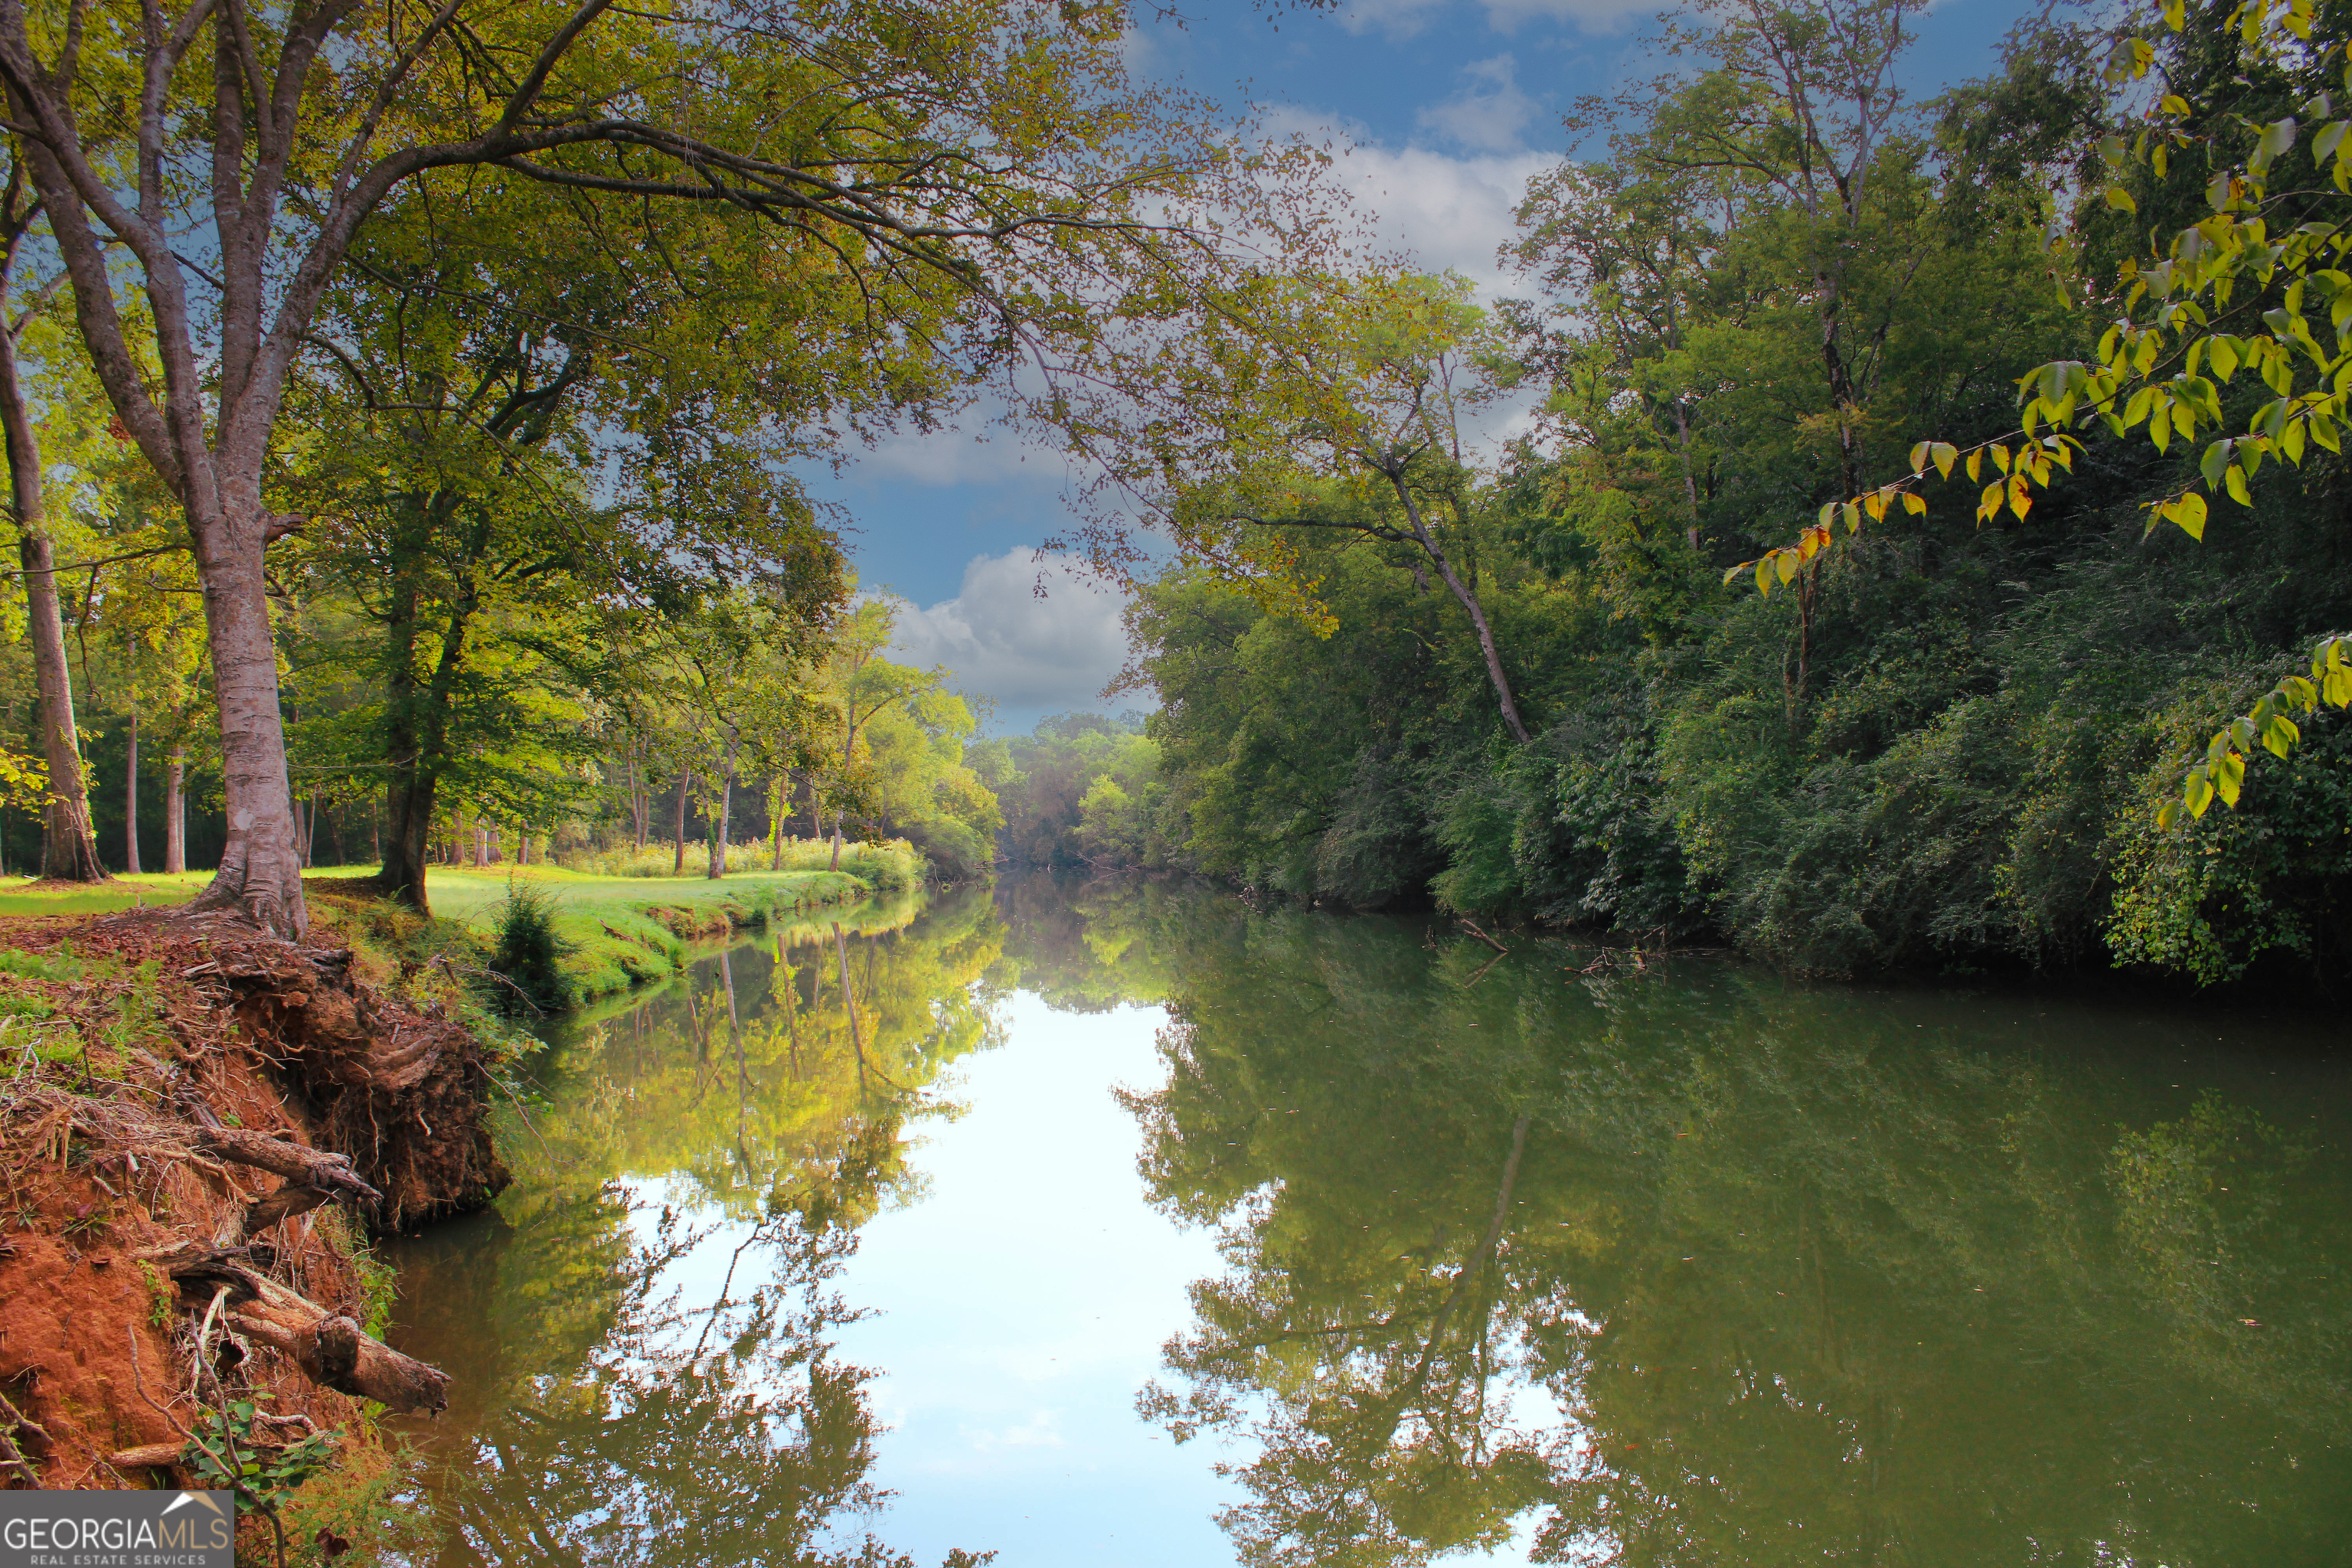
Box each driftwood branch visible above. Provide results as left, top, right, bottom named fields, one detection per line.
left=1458, top=918, right=1509, bottom=956
left=142, top=1245, right=449, bottom=1413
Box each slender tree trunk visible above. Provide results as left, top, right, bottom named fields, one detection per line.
left=163, top=748, right=186, bottom=874
left=709, top=740, right=737, bottom=880
left=123, top=705, right=140, bottom=874
left=1674, top=401, right=1703, bottom=553
left=771, top=776, right=787, bottom=871
left=1386, top=472, right=1531, bottom=744
left=0, top=314, right=104, bottom=883
left=829, top=811, right=844, bottom=873
left=673, top=771, right=692, bottom=875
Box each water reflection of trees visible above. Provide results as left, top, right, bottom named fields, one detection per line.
left=389, top=890, right=1007, bottom=1567
left=1066, top=885, right=2352, bottom=1568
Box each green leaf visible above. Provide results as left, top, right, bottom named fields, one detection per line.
left=2186, top=768, right=2216, bottom=817
left=2106, top=185, right=2138, bottom=214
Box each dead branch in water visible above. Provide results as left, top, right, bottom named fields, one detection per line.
left=1458, top=919, right=1509, bottom=956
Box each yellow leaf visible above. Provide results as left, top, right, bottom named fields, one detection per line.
left=1965, top=449, right=1983, bottom=482
left=1909, top=441, right=1931, bottom=475
left=2171, top=492, right=2209, bottom=538
left=1776, top=550, right=1798, bottom=583
left=2009, top=475, right=2033, bottom=520
left=1902, top=492, right=1928, bottom=516
left=2214, top=750, right=2245, bottom=808
left=1932, top=442, right=1958, bottom=479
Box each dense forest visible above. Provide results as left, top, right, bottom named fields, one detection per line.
left=1000, top=5, right=2352, bottom=986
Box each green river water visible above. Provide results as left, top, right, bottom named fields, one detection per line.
left=381, top=874, right=2352, bottom=1567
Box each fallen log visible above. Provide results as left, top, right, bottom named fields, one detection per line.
left=194, top=1125, right=383, bottom=1207
left=142, top=1246, right=449, bottom=1414
left=108, top=1442, right=185, bottom=1470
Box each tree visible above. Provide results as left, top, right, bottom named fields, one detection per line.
left=283, top=153, right=969, bottom=909
left=0, top=0, right=1214, bottom=933
left=0, top=161, right=102, bottom=880
left=1064, top=270, right=1540, bottom=742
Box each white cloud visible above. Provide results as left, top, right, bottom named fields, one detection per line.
left=846, top=421, right=1038, bottom=488
left=1341, top=0, right=1648, bottom=39
left=879, top=550, right=1136, bottom=724
left=1416, top=54, right=1544, bottom=153
left=1261, top=106, right=1552, bottom=302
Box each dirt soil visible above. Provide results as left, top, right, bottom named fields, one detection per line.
left=0, top=908, right=509, bottom=1492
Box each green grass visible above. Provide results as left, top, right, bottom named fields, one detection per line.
left=402, top=866, right=888, bottom=1000
left=1, top=861, right=899, bottom=1005
left=0, top=871, right=211, bottom=917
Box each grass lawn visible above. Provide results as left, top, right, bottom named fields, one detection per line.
left=0, top=871, right=211, bottom=917
left=1, top=861, right=903, bottom=1003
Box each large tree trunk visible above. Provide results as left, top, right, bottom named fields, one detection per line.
left=374, top=527, right=475, bottom=915
left=123, top=706, right=139, bottom=873
left=0, top=302, right=105, bottom=883
left=163, top=748, right=186, bottom=874
left=183, top=498, right=309, bottom=937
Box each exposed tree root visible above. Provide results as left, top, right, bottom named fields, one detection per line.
left=0, top=907, right=510, bottom=1495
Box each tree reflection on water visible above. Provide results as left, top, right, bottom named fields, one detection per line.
left=1081, top=881, right=2352, bottom=1568
left=385, top=876, right=2352, bottom=1567
left=387, top=890, right=1004, bottom=1567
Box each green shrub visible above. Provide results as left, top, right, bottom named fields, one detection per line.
left=485, top=884, right=577, bottom=1015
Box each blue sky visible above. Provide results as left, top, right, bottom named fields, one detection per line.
left=845, top=0, right=2042, bottom=733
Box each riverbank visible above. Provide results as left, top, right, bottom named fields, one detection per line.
left=0, top=907, right=505, bottom=1557
left=3, top=849, right=911, bottom=1005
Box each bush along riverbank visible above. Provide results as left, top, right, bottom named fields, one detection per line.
left=0, top=905, right=508, bottom=1559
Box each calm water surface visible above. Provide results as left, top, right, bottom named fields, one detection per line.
left=383, top=876, right=2352, bottom=1566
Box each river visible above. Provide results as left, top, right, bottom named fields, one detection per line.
left=380, top=874, right=2352, bottom=1566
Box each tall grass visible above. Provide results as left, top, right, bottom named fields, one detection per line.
left=558, top=835, right=924, bottom=890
